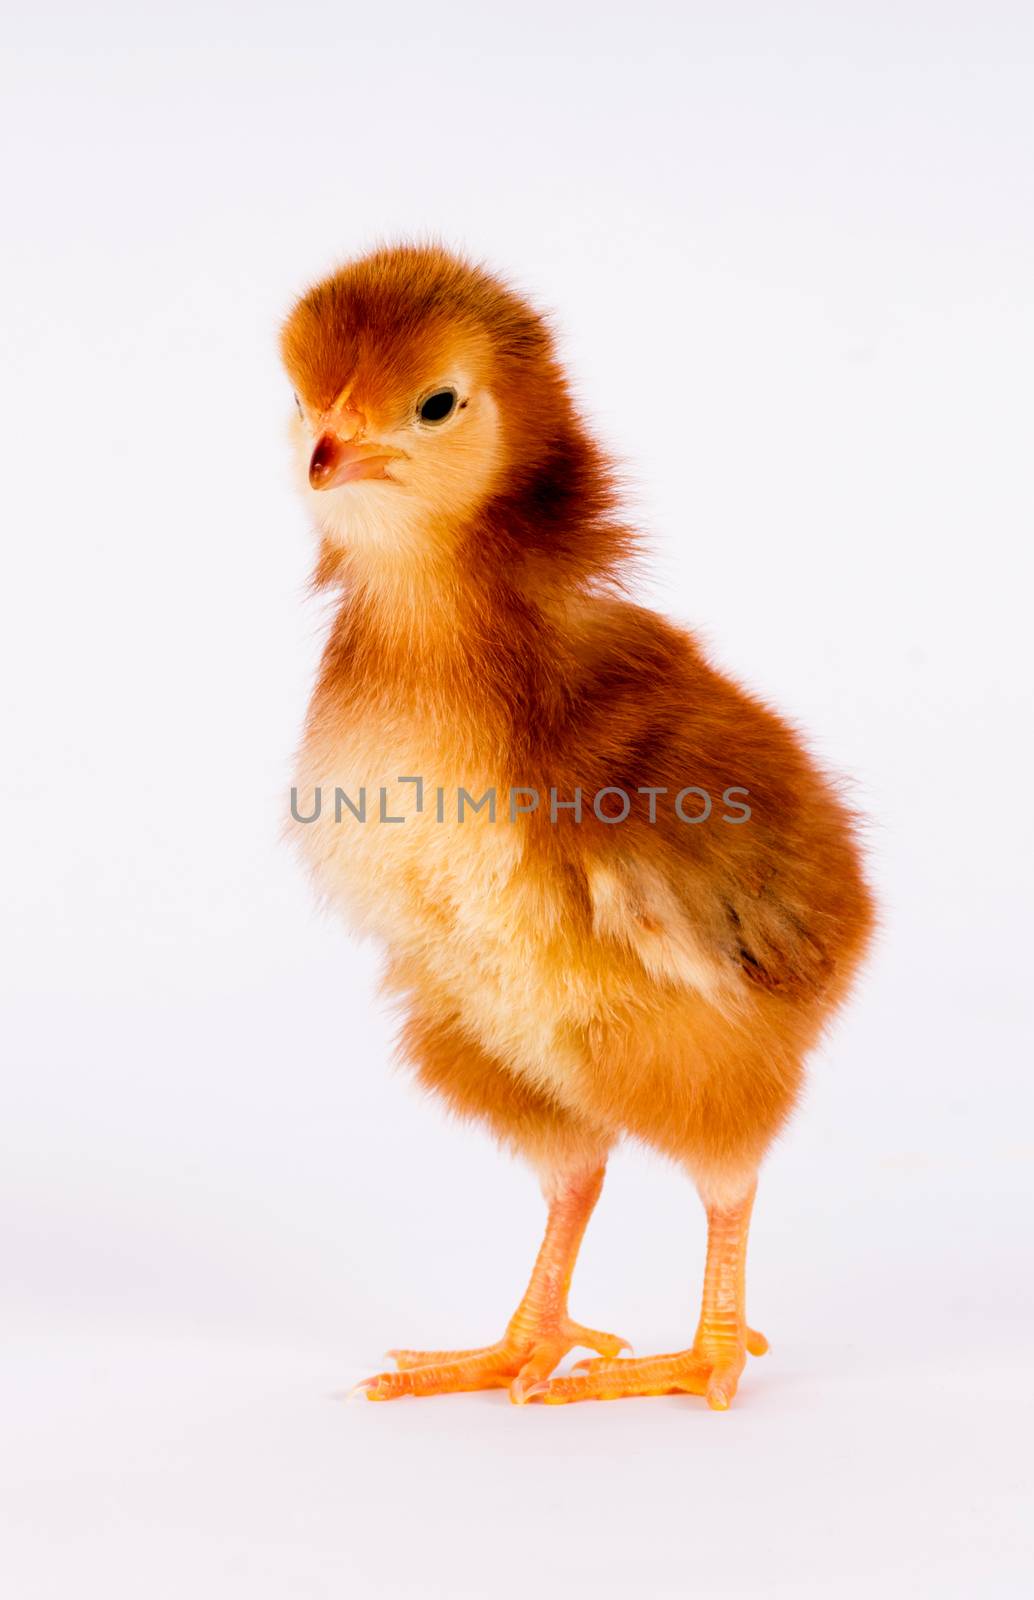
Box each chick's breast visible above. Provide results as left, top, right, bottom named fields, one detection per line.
left=293, top=716, right=614, bottom=1112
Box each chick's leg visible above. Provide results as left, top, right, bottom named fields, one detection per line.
left=523, top=1181, right=763, bottom=1410
left=356, top=1164, right=629, bottom=1402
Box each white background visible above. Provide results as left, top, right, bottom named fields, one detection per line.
left=2, top=3, right=1032, bottom=1596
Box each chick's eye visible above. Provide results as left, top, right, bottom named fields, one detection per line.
left=418, top=388, right=458, bottom=424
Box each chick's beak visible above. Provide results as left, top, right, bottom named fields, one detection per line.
left=308, top=429, right=401, bottom=491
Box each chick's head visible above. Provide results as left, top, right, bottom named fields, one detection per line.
left=280, top=244, right=574, bottom=561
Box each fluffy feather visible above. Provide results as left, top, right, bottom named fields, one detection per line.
left=280, top=244, right=875, bottom=1402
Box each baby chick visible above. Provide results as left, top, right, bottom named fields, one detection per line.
left=281, top=244, right=874, bottom=1408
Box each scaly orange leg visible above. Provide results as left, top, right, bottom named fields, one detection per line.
left=355, top=1164, right=629, bottom=1401
left=521, top=1182, right=765, bottom=1410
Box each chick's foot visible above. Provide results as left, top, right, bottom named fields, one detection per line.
left=354, top=1317, right=630, bottom=1402
left=519, top=1325, right=768, bottom=1410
